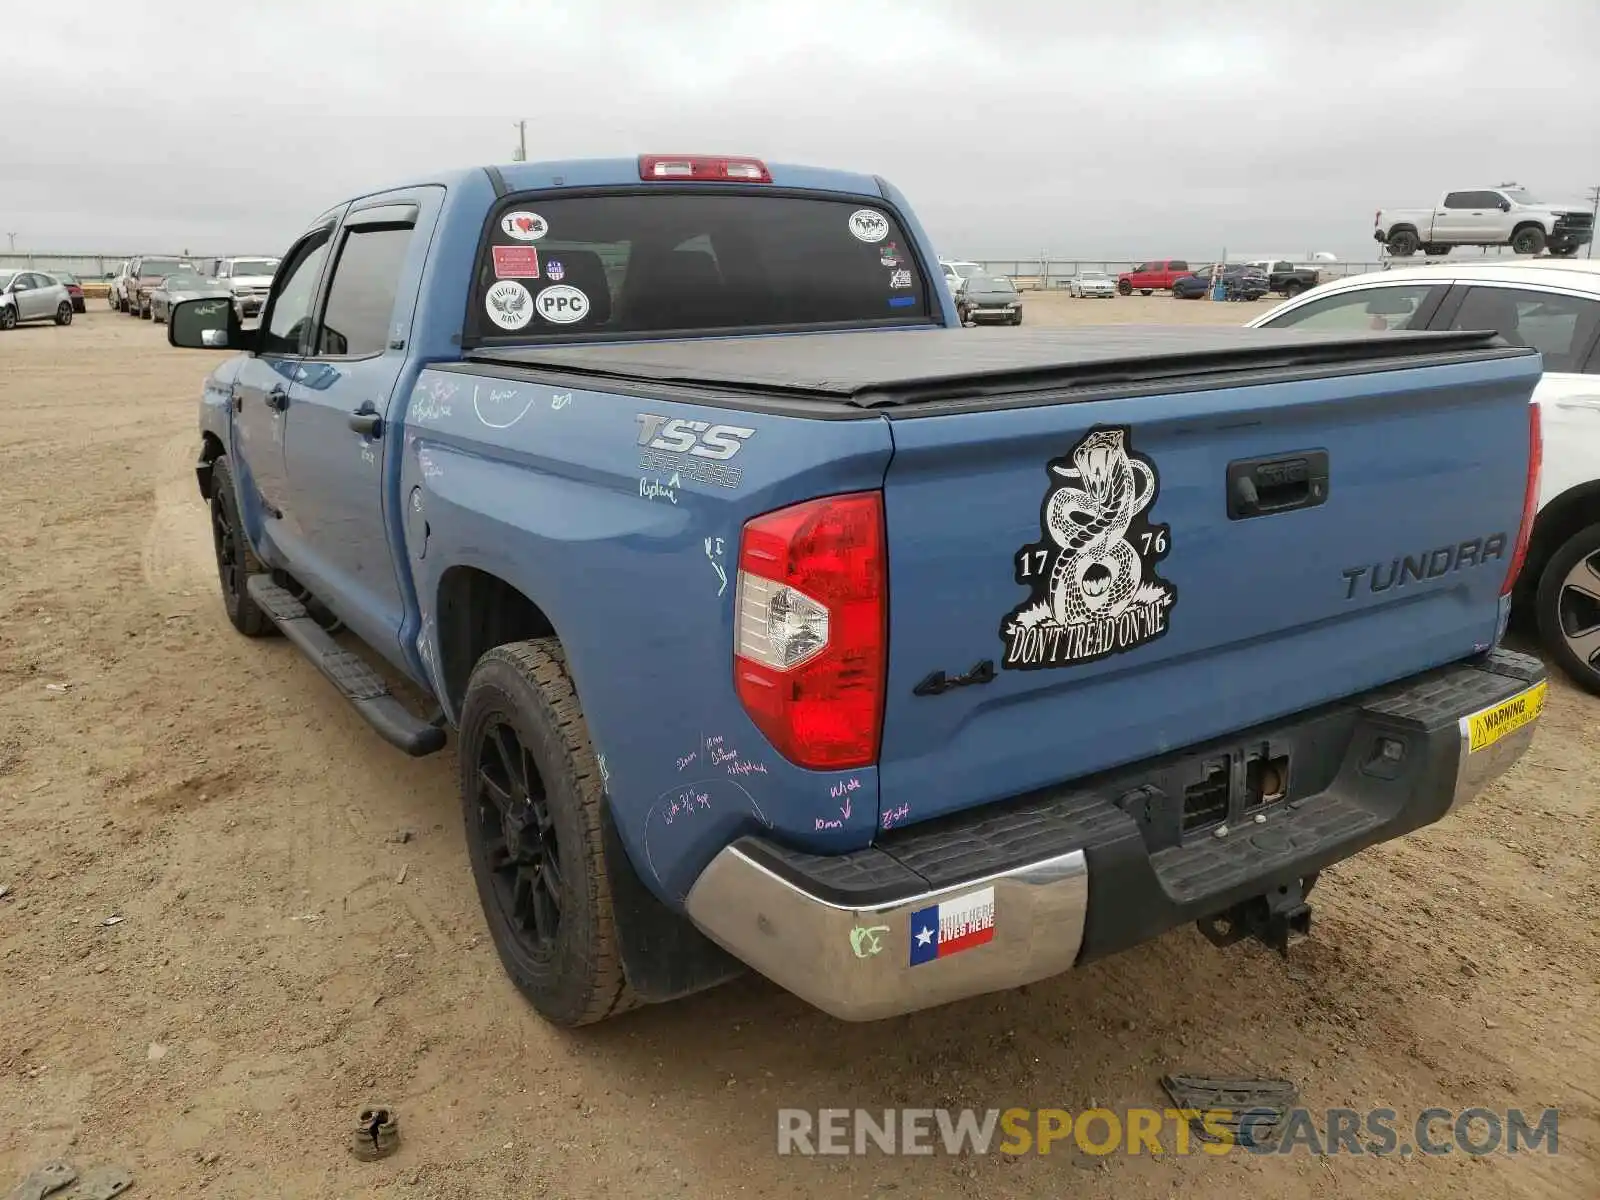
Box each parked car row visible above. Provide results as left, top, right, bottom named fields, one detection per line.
left=1172, top=263, right=1270, bottom=301
left=108, top=255, right=280, bottom=321
left=111, top=256, right=194, bottom=317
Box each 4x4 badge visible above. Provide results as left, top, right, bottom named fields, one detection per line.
left=1000, top=425, right=1177, bottom=670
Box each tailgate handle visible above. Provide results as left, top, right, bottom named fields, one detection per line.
left=1227, top=451, right=1329, bottom=520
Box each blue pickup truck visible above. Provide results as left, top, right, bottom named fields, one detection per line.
left=168, top=154, right=1549, bottom=1027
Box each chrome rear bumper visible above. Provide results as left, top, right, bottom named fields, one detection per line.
left=685, top=847, right=1088, bottom=1022
left=683, top=653, right=1544, bottom=1022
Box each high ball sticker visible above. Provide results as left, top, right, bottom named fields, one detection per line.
left=1000, top=426, right=1177, bottom=670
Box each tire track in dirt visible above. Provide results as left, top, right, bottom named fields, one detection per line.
left=139, top=431, right=214, bottom=601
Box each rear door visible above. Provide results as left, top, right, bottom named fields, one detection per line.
left=1433, top=282, right=1600, bottom=503
left=279, top=189, right=441, bottom=658
left=876, top=350, right=1536, bottom=822
left=18, top=274, right=52, bottom=320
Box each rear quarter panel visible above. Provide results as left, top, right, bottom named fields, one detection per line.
left=399, top=368, right=895, bottom=904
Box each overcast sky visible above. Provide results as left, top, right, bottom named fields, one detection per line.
left=3, top=0, right=1596, bottom=263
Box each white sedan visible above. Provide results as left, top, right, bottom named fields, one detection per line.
left=1069, top=270, right=1117, bottom=299
left=1249, top=258, right=1600, bottom=693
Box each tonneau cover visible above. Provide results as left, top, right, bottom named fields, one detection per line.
left=466, top=326, right=1520, bottom=407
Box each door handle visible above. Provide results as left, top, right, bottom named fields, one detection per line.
left=1227, top=450, right=1330, bottom=520
left=264, top=386, right=289, bottom=412
left=349, top=411, right=384, bottom=438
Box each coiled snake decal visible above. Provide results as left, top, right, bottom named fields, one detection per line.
left=1000, top=426, right=1177, bottom=670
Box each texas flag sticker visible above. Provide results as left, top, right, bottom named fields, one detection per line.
left=909, top=886, right=995, bottom=966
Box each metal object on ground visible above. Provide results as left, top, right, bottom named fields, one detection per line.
left=1160, top=1074, right=1300, bottom=1148
left=65, top=1166, right=134, bottom=1199
left=5, top=1161, right=76, bottom=1200
left=351, top=1105, right=401, bottom=1161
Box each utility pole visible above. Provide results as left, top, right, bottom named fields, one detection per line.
left=1587, top=185, right=1599, bottom=259
left=512, top=120, right=527, bottom=163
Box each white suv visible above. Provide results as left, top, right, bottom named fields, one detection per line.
left=1249, top=259, right=1600, bottom=691
left=213, top=256, right=281, bottom=320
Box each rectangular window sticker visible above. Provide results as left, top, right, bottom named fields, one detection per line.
left=492, top=245, right=541, bottom=280
left=909, top=886, right=995, bottom=965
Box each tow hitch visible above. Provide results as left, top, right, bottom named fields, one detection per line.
left=1196, top=874, right=1318, bottom=959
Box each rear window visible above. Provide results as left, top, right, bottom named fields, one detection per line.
left=140, top=259, right=184, bottom=278
left=467, top=192, right=934, bottom=344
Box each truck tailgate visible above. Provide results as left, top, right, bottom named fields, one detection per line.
left=877, top=344, right=1540, bottom=826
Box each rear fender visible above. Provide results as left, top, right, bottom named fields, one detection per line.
left=399, top=367, right=894, bottom=907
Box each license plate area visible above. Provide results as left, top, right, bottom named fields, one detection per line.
left=1104, top=707, right=1358, bottom=854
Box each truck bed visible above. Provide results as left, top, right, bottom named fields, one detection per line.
left=464, top=326, right=1521, bottom=413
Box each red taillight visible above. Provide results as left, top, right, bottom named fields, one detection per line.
left=1503, top=403, right=1542, bottom=595
left=733, top=492, right=886, bottom=771
left=638, top=155, right=772, bottom=183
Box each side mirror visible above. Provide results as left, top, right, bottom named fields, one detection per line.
left=1500, top=200, right=1512, bottom=212
left=169, top=296, right=254, bottom=351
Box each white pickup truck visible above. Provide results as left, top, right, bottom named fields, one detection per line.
left=1375, top=186, right=1594, bottom=259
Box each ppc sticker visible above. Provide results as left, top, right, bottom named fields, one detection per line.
left=500, top=211, right=548, bottom=241
left=492, top=245, right=541, bottom=280
left=999, top=426, right=1177, bottom=671
left=889, top=268, right=912, bottom=289
left=484, top=280, right=533, bottom=330
left=848, top=209, right=890, bottom=243
left=536, top=284, right=590, bottom=324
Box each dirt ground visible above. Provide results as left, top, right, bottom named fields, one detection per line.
left=2, top=296, right=1596, bottom=1199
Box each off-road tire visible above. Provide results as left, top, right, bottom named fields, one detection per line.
left=1511, top=225, right=1547, bottom=256
left=1386, top=229, right=1420, bottom=257
left=207, top=456, right=273, bottom=637
left=1282, top=281, right=1306, bottom=299
left=1535, top=523, right=1600, bottom=696
left=460, top=641, right=640, bottom=1027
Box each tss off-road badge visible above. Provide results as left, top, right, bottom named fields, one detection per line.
left=1000, top=426, right=1177, bottom=670
left=636, top=413, right=755, bottom=490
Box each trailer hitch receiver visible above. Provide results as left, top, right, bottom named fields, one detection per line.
left=1196, top=875, right=1317, bottom=959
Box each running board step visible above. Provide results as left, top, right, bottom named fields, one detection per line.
left=246, top=575, right=446, bottom=757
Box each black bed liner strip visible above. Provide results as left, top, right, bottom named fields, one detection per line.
left=462, top=326, right=1528, bottom=410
